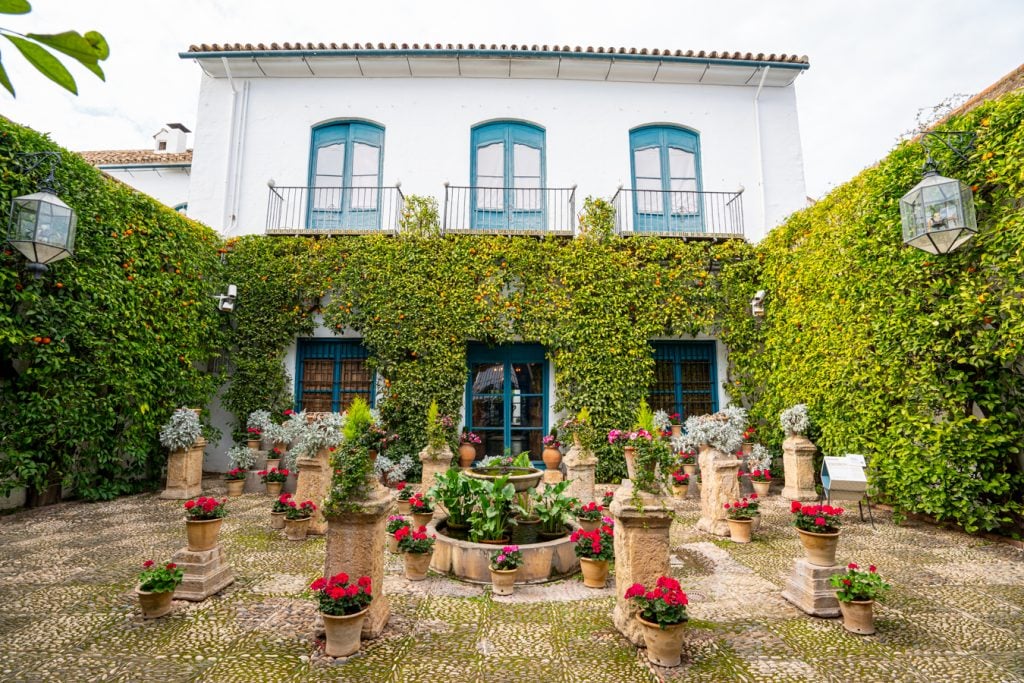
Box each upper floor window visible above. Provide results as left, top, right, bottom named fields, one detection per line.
left=471, top=121, right=545, bottom=229
left=308, top=121, right=384, bottom=230
left=629, top=125, right=702, bottom=232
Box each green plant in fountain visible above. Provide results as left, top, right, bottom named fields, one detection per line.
left=469, top=475, right=517, bottom=543
left=427, top=468, right=480, bottom=529
left=531, top=481, right=578, bottom=535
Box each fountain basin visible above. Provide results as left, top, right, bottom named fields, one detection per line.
left=464, top=467, right=544, bottom=493
left=429, top=519, right=579, bottom=584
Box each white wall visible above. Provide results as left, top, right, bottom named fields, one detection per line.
left=103, top=166, right=191, bottom=211
left=188, top=75, right=806, bottom=241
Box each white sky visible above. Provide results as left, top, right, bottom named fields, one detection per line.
left=1, top=0, right=1022, bottom=198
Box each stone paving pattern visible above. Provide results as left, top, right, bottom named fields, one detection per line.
left=0, top=478, right=1022, bottom=682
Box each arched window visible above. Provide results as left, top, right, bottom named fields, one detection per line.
left=308, top=121, right=384, bottom=230
left=470, top=121, right=545, bottom=230
left=629, top=125, right=703, bottom=233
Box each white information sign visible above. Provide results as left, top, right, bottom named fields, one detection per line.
left=821, top=455, right=868, bottom=495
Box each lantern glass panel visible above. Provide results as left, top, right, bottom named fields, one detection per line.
left=7, top=191, right=77, bottom=265
left=900, top=173, right=977, bottom=255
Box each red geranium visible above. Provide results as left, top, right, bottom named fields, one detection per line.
left=311, top=571, right=373, bottom=616
left=575, top=501, right=604, bottom=522
left=183, top=496, right=227, bottom=520
left=570, top=526, right=614, bottom=561
left=791, top=501, right=843, bottom=533
left=626, top=576, right=689, bottom=627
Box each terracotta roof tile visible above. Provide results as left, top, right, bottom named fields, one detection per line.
left=78, top=149, right=193, bottom=166
left=184, top=42, right=809, bottom=65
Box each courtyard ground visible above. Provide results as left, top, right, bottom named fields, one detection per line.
left=0, top=480, right=1022, bottom=682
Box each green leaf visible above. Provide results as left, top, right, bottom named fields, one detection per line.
left=0, top=0, right=31, bottom=15
left=0, top=56, right=14, bottom=96
left=26, top=31, right=107, bottom=79
left=84, top=31, right=109, bottom=60
left=4, top=34, right=76, bottom=93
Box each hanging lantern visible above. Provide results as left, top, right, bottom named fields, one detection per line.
left=6, top=152, right=77, bottom=276
left=899, top=171, right=977, bottom=255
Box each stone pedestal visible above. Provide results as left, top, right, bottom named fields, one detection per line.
left=171, top=544, right=234, bottom=601
left=782, top=434, right=819, bottom=502
left=695, top=445, right=740, bottom=536
left=160, top=438, right=206, bottom=500
left=324, top=483, right=394, bottom=638
left=542, top=470, right=563, bottom=485
left=418, top=445, right=453, bottom=493
left=250, top=449, right=268, bottom=471
left=243, top=468, right=264, bottom=494
left=610, top=480, right=674, bottom=646
left=564, top=443, right=596, bottom=505
left=781, top=559, right=843, bottom=617
left=294, top=448, right=332, bottom=535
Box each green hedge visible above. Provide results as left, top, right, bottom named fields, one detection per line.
left=0, top=118, right=226, bottom=501
left=725, top=91, right=1024, bottom=533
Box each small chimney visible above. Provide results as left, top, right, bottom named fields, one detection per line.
left=153, top=123, right=191, bottom=153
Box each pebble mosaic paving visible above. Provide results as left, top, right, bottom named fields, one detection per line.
left=0, top=478, right=1022, bottom=682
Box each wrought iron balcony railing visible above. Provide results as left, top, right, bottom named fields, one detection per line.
left=442, top=185, right=576, bottom=235
left=265, top=185, right=404, bottom=234
left=610, top=187, right=744, bottom=238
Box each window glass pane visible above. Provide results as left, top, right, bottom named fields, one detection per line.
left=350, top=143, right=380, bottom=209
left=510, top=429, right=542, bottom=459
left=670, top=178, right=698, bottom=214
left=352, top=143, right=379, bottom=175
left=510, top=395, right=543, bottom=427
left=471, top=363, right=504, bottom=394
left=316, top=143, right=345, bottom=176
left=634, top=147, right=660, bottom=177
left=481, top=431, right=504, bottom=458
left=681, top=360, right=713, bottom=417
left=635, top=178, right=662, bottom=214
left=472, top=396, right=504, bottom=427
left=513, top=144, right=540, bottom=176
left=476, top=142, right=504, bottom=210
left=313, top=143, right=344, bottom=211
left=669, top=147, right=695, bottom=179
left=512, top=363, right=543, bottom=394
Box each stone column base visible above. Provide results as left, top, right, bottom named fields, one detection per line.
left=564, top=444, right=596, bottom=506
left=610, top=481, right=673, bottom=646
left=171, top=544, right=234, bottom=601
left=782, top=436, right=819, bottom=502
left=695, top=446, right=740, bottom=537
left=542, top=470, right=563, bottom=485
left=781, top=558, right=843, bottom=617
left=418, top=445, right=453, bottom=493
left=295, top=449, right=331, bottom=535
left=160, top=440, right=205, bottom=500
left=324, top=483, right=394, bottom=639
left=243, top=468, right=264, bottom=494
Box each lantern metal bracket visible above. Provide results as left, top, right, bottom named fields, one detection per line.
left=14, top=151, right=63, bottom=194
left=919, top=131, right=976, bottom=174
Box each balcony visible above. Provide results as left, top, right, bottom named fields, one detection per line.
left=611, top=187, right=744, bottom=239
left=442, top=185, right=576, bottom=235
left=265, top=185, right=404, bottom=234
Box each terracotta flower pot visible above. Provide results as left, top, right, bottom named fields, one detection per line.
left=322, top=608, right=369, bottom=657
left=479, top=537, right=510, bottom=545
left=579, top=557, right=609, bottom=588
left=727, top=518, right=753, bottom=543
left=137, top=587, right=174, bottom=619
left=672, top=484, right=689, bottom=499
left=270, top=511, right=286, bottom=530
left=623, top=446, right=636, bottom=479
left=404, top=551, right=432, bottom=581
left=185, top=518, right=222, bottom=551
left=396, top=500, right=411, bottom=515
left=839, top=599, right=876, bottom=635
left=682, top=463, right=697, bottom=476
left=411, top=512, right=434, bottom=528
left=742, top=441, right=754, bottom=457
left=577, top=519, right=601, bottom=532
left=458, top=443, right=477, bottom=468
left=670, top=425, right=683, bottom=438
left=284, top=517, right=311, bottom=541
left=542, top=447, right=562, bottom=470
left=225, top=479, right=245, bottom=497
left=796, top=528, right=840, bottom=567
left=266, top=458, right=281, bottom=471
left=247, top=439, right=261, bottom=450
left=490, top=566, right=518, bottom=595
left=265, top=481, right=283, bottom=496
left=637, top=616, right=687, bottom=667
left=752, top=480, right=771, bottom=497
left=387, top=534, right=400, bottom=554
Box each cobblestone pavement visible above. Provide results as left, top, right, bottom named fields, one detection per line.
left=0, top=480, right=1022, bottom=682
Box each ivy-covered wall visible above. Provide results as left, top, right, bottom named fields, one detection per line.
left=728, top=91, right=1024, bottom=533
left=222, top=232, right=754, bottom=482
left=0, top=118, right=226, bottom=501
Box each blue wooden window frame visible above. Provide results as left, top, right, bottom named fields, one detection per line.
left=307, top=121, right=384, bottom=231
left=648, top=341, right=718, bottom=420
left=465, top=343, right=548, bottom=463
left=295, top=338, right=375, bottom=412
left=629, top=125, right=703, bottom=233
left=470, top=121, right=546, bottom=230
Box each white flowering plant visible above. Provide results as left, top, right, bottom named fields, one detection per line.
left=780, top=404, right=810, bottom=436
left=683, top=406, right=748, bottom=454
left=247, top=410, right=272, bottom=433
left=745, top=444, right=773, bottom=472
left=159, top=408, right=201, bottom=452
left=652, top=410, right=672, bottom=435
left=228, top=445, right=255, bottom=470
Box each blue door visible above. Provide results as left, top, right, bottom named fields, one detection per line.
left=308, top=122, right=384, bottom=231
left=465, top=343, right=547, bottom=462
left=295, top=339, right=375, bottom=412
left=647, top=341, right=718, bottom=419
left=630, top=126, right=703, bottom=233
left=471, top=122, right=546, bottom=231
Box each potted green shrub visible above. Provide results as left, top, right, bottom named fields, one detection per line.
left=224, top=468, right=247, bottom=497
left=136, top=559, right=184, bottom=619
left=830, top=562, right=891, bottom=635
left=571, top=525, right=614, bottom=588
left=625, top=576, right=689, bottom=667
left=532, top=481, right=577, bottom=539
left=469, top=475, right=517, bottom=544
left=284, top=499, right=317, bottom=541
left=396, top=525, right=436, bottom=581
left=247, top=409, right=271, bottom=449
left=427, top=468, right=479, bottom=530
left=489, top=545, right=523, bottom=596
left=183, top=496, right=227, bottom=551
left=310, top=572, right=373, bottom=657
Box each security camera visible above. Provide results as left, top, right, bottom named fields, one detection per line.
left=214, top=284, right=237, bottom=313
left=750, top=290, right=766, bottom=318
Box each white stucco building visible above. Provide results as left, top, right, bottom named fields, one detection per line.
left=177, top=41, right=810, bottom=469
left=79, top=123, right=192, bottom=212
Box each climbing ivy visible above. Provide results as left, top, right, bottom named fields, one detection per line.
left=723, top=91, right=1024, bottom=534
left=0, top=117, right=226, bottom=501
